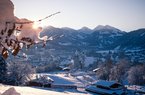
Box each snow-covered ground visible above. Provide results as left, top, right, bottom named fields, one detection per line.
left=38, top=72, right=96, bottom=88
left=126, top=85, right=145, bottom=94
left=0, top=85, right=92, bottom=95
left=0, top=72, right=97, bottom=95
left=1, top=72, right=145, bottom=95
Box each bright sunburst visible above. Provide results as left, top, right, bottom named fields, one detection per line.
left=32, top=22, right=39, bottom=29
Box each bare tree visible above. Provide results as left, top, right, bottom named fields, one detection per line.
left=97, top=55, right=113, bottom=81
left=127, top=65, right=145, bottom=85
left=109, top=59, right=130, bottom=83
left=96, top=64, right=109, bottom=80
left=98, top=52, right=113, bottom=80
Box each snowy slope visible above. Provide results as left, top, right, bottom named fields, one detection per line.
left=0, top=84, right=91, bottom=95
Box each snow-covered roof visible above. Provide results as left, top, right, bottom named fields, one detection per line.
left=93, top=80, right=120, bottom=88
left=33, top=75, right=54, bottom=83
left=86, top=85, right=114, bottom=94
left=63, top=67, right=70, bottom=71
left=93, top=68, right=100, bottom=72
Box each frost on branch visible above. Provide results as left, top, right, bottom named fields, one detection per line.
left=0, top=0, right=48, bottom=59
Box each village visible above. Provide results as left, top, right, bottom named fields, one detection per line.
left=1, top=70, right=145, bottom=95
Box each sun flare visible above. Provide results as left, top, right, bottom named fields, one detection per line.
left=32, top=21, right=48, bottom=29
left=32, top=22, right=39, bottom=29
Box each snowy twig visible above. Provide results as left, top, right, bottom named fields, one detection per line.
left=6, top=12, right=61, bottom=24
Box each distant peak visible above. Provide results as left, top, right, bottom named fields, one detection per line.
left=61, top=27, right=75, bottom=30
left=94, top=25, right=104, bottom=30
left=79, top=26, right=92, bottom=31
left=78, top=26, right=93, bottom=34
left=94, top=25, right=119, bottom=31
left=46, top=25, right=55, bottom=29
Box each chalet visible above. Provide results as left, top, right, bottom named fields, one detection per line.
left=85, top=80, right=126, bottom=95
left=27, top=75, right=54, bottom=88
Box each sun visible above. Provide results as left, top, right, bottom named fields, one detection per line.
left=32, top=21, right=47, bottom=29
left=32, top=22, right=39, bottom=29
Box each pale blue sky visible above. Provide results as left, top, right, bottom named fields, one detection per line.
left=11, top=0, right=145, bottom=31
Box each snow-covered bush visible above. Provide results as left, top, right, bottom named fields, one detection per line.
left=7, top=62, right=35, bottom=85
left=97, top=58, right=132, bottom=84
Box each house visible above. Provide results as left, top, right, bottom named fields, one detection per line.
left=85, top=80, right=126, bottom=95
left=27, top=75, right=54, bottom=88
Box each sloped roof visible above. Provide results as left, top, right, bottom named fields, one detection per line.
left=93, top=68, right=100, bottom=72
left=93, top=80, right=120, bottom=88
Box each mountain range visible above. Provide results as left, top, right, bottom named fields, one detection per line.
left=40, top=25, right=145, bottom=51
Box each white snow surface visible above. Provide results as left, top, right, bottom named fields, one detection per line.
left=0, top=73, right=95, bottom=95
left=0, top=85, right=89, bottom=95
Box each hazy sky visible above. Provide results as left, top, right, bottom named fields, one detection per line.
left=11, top=0, right=145, bottom=31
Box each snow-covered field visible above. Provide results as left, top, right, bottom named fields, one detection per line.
left=0, top=85, right=92, bottom=95
left=1, top=72, right=145, bottom=95
left=39, top=71, right=97, bottom=87
left=0, top=72, right=96, bottom=95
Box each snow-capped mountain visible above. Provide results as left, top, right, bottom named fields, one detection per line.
left=94, top=25, right=119, bottom=30
left=78, top=27, right=93, bottom=34
left=40, top=25, right=145, bottom=50
left=113, top=28, right=145, bottom=50
left=84, top=25, right=126, bottom=49
left=25, top=26, right=145, bottom=66
left=40, top=26, right=89, bottom=50
left=93, top=25, right=125, bottom=35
